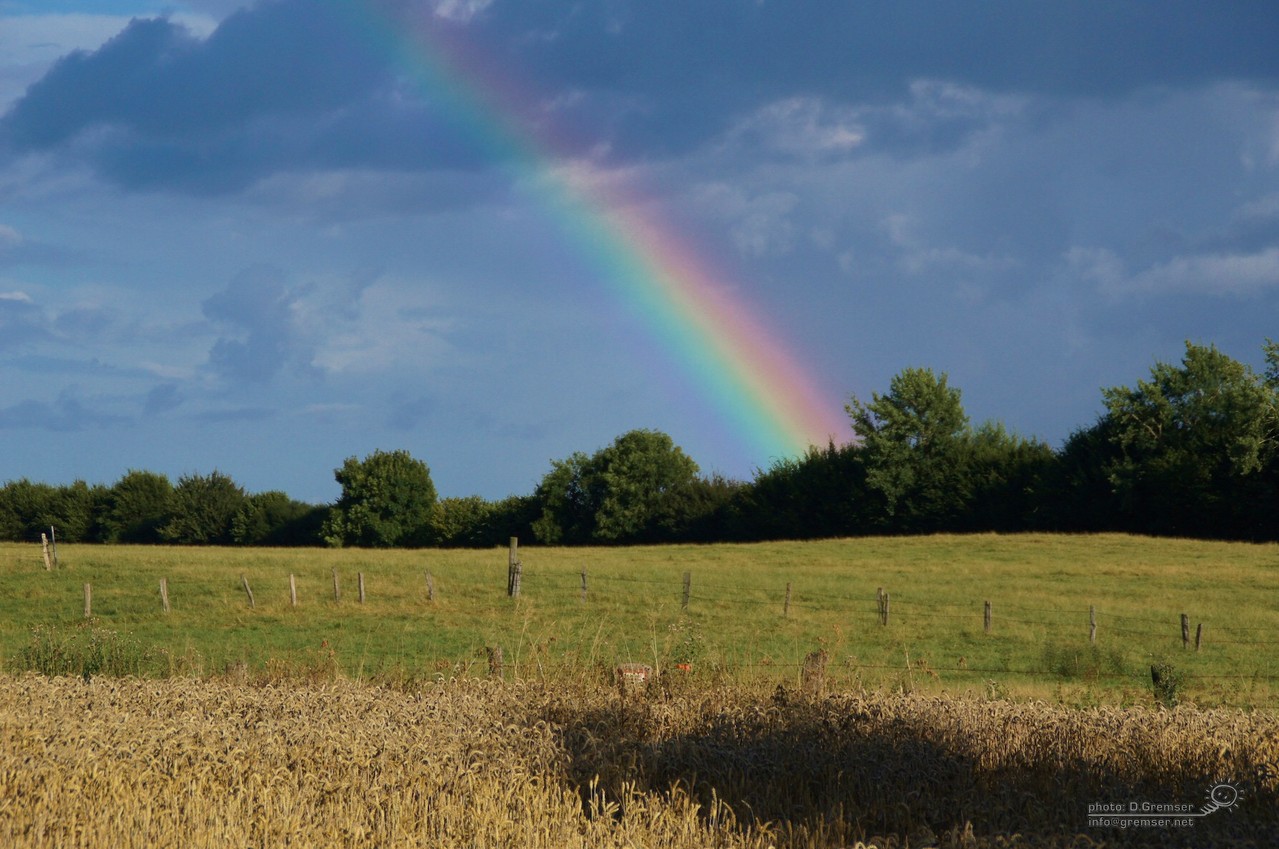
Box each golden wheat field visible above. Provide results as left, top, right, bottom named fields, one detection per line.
left=1, top=674, right=1277, bottom=848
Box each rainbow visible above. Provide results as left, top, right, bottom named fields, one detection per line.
left=333, top=3, right=847, bottom=461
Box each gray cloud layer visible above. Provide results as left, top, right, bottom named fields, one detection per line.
left=1, top=0, right=1277, bottom=501
left=5, top=1, right=1278, bottom=192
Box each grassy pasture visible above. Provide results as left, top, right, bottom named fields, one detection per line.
left=2, top=533, right=1278, bottom=707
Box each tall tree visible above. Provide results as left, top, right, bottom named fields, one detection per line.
left=531, top=451, right=596, bottom=545
left=0, top=479, right=57, bottom=542
left=103, top=470, right=173, bottom=543
left=739, top=442, right=866, bottom=540
left=592, top=429, right=700, bottom=542
left=532, top=430, right=701, bottom=544
left=1101, top=341, right=1278, bottom=537
left=232, top=491, right=326, bottom=546
left=322, top=449, right=437, bottom=547
left=160, top=471, right=246, bottom=545
left=846, top=367, right=971, bottom=531
left=958, top=421, right=1055, bottom=531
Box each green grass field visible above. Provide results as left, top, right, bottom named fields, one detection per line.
left=3, top=533, right=1278, bottom=707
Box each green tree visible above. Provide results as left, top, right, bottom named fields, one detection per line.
left=592, top=429, right=700, bottom=541
left=0, top=479, right=107, bottom=542
left=232, top=491, right=326, bottom=546
left=1101, top=341, right=1278, bottom=537
left=102, top=470, right=173, bottom=543
left=531, top=451, right=595, bottom=544
left=0, top=479, right=57, bottom=541
left=47, top=480, right=109, bottom=542
left=532, top=430, right=702, bottom=544
left=846, top=367, right=971, bottom=531
left=160, top=471, right=246, bottom=545
left=738, top=442, right=866, bottom=540
left=427, top=495, right=497, bottom=547
left=958, top=421, right=1055, bottom=531
left=1038, top=419, right=1125, bottom=532
left=322, top=449, right=437, bottom=547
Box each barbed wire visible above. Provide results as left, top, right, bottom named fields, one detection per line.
left=521, top=569, right=1278, bottom=646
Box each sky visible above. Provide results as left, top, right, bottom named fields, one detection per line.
left=2, top=1, right=1279, bottom=505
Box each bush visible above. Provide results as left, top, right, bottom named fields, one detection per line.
left=1041, top=640, right=1126, bottom=681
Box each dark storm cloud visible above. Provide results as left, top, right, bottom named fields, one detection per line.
left=461, top=0, right=1279, bottom=158
left=8, top=0, right=1278, bottom=193
left=491, top=0, right=1279, bottom=96
left=0, top=0, right=487, bottom=192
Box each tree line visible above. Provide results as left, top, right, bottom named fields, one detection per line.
left=3, top=340, right=1277, bottom=547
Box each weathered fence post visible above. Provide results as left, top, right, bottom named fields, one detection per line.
left=50, top=526, right=58, bottom=569
left=1181, top=613, right=1190, bottom=649
left=160, top=577, right=170, bottom=614
left=580, top=567, right=588, bottom=603
left=877, top=587, right=886, bottom=625
left=1195, top=623, right=1203, bottom=652
left=358, top=571, right=366, bottom=604
left=682, top=571, right=691, bottom=611
left=487, top=645, right=504, bottom=679
left=784, top=582, right=792, bottom=618
left=507, top=537, right=521, bottom=598
left=801, top=649, right=829, bottom=696
left=332, top=568, right=340, bottom=603
left=425, top=571, right=435, bottom=602
left=1089, top=605, right=1097, bottom=644
left=290, top=573, right=298, bottom=608
left=83, top=583, right=92, bottom=618
left=40, top=533, right=53, bottom=571
left=241, top=575, right=255, bottom=608
left=984, top=600, right=992, bottom=634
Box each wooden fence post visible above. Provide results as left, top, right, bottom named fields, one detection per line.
left=801, top=649, right=829, bottom=696
left=41, top=533, right=53, bottom=571
left=83, top=583, right=92, bottom=618
left=983, top=600, right=992, bottom=634
left=241, top=575, right=255, bottom=608
left=507, top=537, right=521, bottom=598
left=682, top=571, right=691, bottom=611
left=580, top=567, right=588, bottom=603
left=1181, top=613, right=1190, bottom=649
left=160, top=577, right=170, bottom=614
left=876, top=588, right=885, bottom=625
left=784, top=582, right=792, bottom=618
left=290, top=574, right=298, bottom=608
left=50, top=526, right=58, bottom=569
left=1089, top=605, right=1097, bottom=644
left=1195, top=623, right=1203, bottom=652
left=425, top=571, right=435, bottom=602
left=358, top=572, right=366, bottom=604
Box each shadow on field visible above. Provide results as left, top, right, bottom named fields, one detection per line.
left=543, top=687, right=1278, bottom=848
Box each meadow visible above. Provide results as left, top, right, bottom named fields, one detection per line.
left=2, top=533, right=1278, bottom=706
left=4, top=534, right=1279, bottom=847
